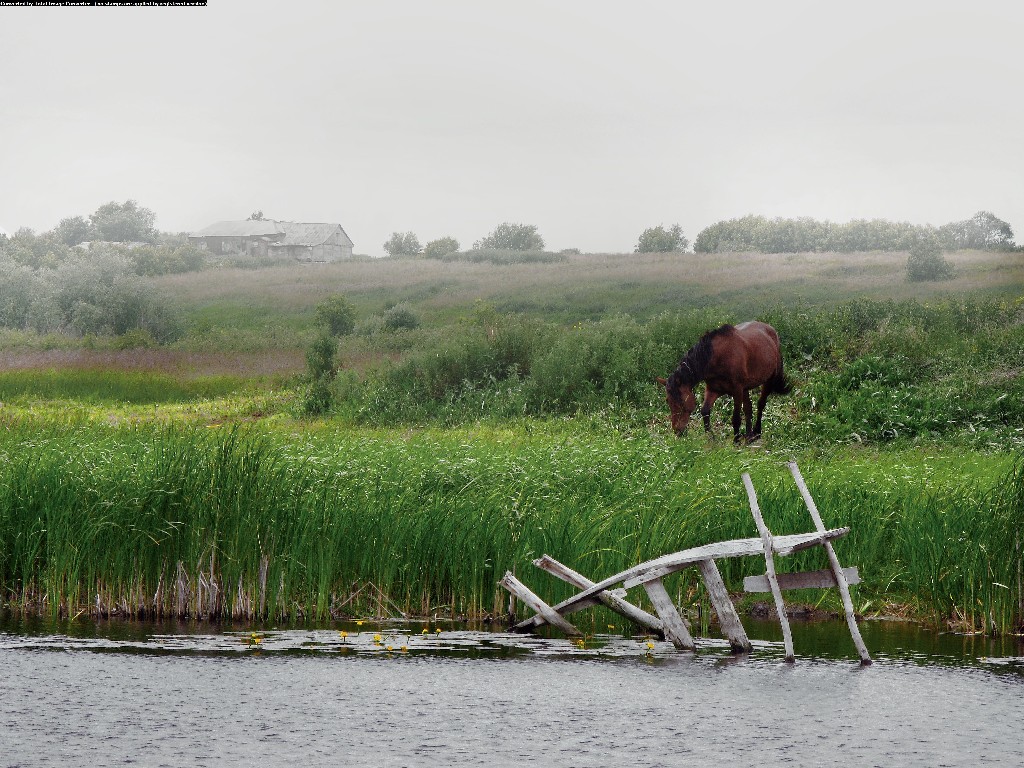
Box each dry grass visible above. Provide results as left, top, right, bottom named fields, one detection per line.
left=156, top=249, right=1024, bottom=317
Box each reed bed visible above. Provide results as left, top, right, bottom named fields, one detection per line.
left=0, top=422, right=1019, bottom=633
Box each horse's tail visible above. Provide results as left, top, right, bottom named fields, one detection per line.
left=765, top=366, right=793, bottom=396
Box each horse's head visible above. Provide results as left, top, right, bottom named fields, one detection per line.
left=657, top=374, right=697, bottom=436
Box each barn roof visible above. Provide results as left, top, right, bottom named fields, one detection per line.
left=190, top=220, right=353, bottom=247
left=277, top=222, right=353, bottom=247
left=190, top=220, right=283, bottom=237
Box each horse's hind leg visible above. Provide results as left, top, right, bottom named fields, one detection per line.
left=731, top=397, right=744, bottom=443
left=742, top=390, right=754, bottom=440
left=751, top=386, right=770, bottom=439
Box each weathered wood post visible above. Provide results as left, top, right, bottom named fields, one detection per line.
left=499, top=571, right=580, bottom=636
left=696, top=558, right=752, bottom=652
left=743, top=473, right=795, bottom=662
left=788, top=462, right=872, bottom=664
left=641, top=578, right=696, bottom=650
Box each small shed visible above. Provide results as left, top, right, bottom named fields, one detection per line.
left=189, top=220, right=354, bottom=261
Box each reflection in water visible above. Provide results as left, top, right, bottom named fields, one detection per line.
left=2, top=613, right=1023, bottom=767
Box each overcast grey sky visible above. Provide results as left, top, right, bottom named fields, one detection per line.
left=2, top=0, right=1022, bottom=254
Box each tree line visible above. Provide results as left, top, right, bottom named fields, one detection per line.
left=693, top=211, right=1015, bottom=254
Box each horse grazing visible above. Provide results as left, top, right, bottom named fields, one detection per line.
left=658, top=321, right=791, bottom=442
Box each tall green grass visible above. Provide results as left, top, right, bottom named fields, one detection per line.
left=0, top=369, right=248, bottom=404
left=0, top=421, right=1019, bottom=633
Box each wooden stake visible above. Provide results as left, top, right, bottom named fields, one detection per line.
left=743, top=473, right=795, bottom=662
left=788, top=462, right=872, bottom=664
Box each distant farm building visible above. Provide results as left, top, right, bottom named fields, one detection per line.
left=188, top=220, right=354, bottom=261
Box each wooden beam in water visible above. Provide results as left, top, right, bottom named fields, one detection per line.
left=697, top=558, right=752, bottom=653
left=499, top=572, right=580, bottom=636
left=642, top=578, right=696, bottom=650
left=517, top=555, right=664, bottom=636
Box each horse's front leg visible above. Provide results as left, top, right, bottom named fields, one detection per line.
left=701, top=390, right=720, bottom=433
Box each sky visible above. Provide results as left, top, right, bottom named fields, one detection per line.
left=2, top=0, right=1022, bottom=255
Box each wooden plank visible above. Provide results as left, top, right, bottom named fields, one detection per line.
left=744, top=473, right=795, bottom=662
left=698, top=558, right=752, bottom=653
left=744, top=567, right=861, bottom=593
left=788, top=462, right=872, bottom=664
left=557, top=527, right=850, bottom=612
left=516, top=555, right=663, bottom=635
left=499, top=572, right=580, bottom=636
left=642, top=578, right=695, bottom=650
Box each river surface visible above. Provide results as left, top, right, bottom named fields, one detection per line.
left=2, top=614, right=1023, bottom=767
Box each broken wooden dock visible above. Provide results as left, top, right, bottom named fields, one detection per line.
left=500, top=462, right=871, bottom=664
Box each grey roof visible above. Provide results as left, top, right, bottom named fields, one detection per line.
left=190, top=220, right=283, bottom=237
left=190, top=220, right=353, bottom=247
left=276, top=222, right=353, bottom=247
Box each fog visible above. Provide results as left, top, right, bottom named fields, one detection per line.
left=2, top=0, right=1022, bottom=254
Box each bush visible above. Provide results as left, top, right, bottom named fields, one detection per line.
left=473, top=223, right=544, bottom=251
left=304, top=331, right=338, bottom=416
left=906, top=237, right=954, bottom=282
left=423, top=237, right=460, bottom=259
left=315, top=295, right=357, bottom=336
left=128, top=244, right=205, bottom=276
left=37, top=252, right=183, bottom=341
left=635, top=224, right=689, bottom=253
left=383, top=303, right=420, bottom=331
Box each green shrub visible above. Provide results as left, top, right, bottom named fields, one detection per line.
left=635, top=224, right=689, bottom=253
left=315, top=294, right=356, bottom=336
left=473, top=222, right=544, bottom=251
left=304, top=331, right=338, bottom=415
left=383, top=303, right=420, bottom=331
left=907, top=237, right=955, bottom=281
left=424, top=237, right=460, bottom=259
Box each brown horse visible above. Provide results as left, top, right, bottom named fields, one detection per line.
left=658, top=321, right=791, bottom=442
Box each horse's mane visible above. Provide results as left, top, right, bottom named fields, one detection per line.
left=666, top=324, right=735, bottom=404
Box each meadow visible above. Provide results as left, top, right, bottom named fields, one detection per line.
left=0, top=247, right=1022, bottom=634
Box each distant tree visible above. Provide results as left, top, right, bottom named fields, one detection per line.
left=89, top=200, right=157, bottom=243
left=906, top=234, right=955, bottom=282
left=938, top=211, right=1014, bottom=251
left=383, top=231, right=422, bottom=257
left=634, top=224, right=689, bottom=253
left=52, top=216, right=93, bottom=246
left=474, top=222, right=544, bottom=251
left=248, top=210, right=266, bottom=221
left=315, top=294, right=357, bottom=336
left=423, top=236, right=460, bottom=259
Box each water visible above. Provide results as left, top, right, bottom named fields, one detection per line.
left=2, top=615, right=1023, bottom=767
